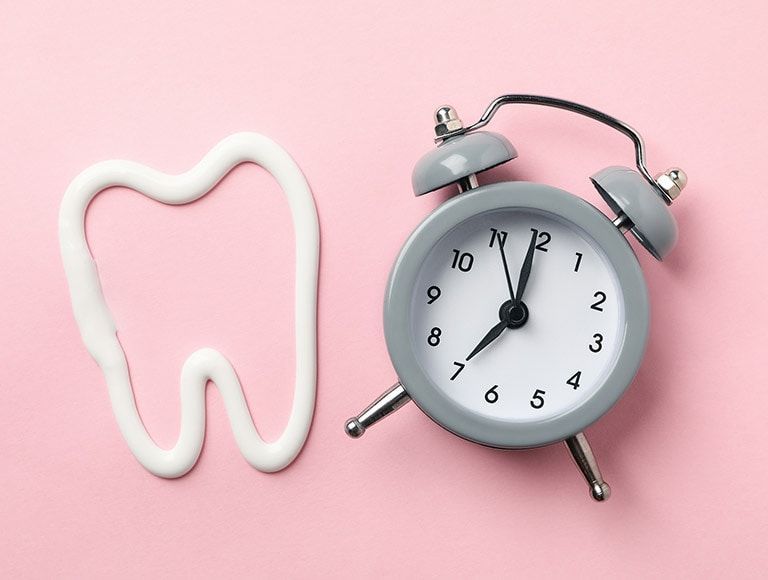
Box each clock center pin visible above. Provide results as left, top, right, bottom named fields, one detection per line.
left=499, top=299, right=529, bottom=329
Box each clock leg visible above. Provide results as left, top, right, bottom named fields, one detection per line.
left=344, top=382, right=411, bottom=438
left=565, top=432, right=611, bottom=502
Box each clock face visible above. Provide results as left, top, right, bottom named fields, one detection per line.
left=410, top=208, right=625, bottom=423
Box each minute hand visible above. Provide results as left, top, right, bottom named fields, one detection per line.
left=514, top=230, right=538, bottom=304
left=498, top=233, right=516, bottom=303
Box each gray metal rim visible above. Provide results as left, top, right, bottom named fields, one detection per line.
left=384, top=181, right=649, bottom=448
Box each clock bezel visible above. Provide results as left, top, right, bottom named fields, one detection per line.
left=384, top=181, right=649, bottom=449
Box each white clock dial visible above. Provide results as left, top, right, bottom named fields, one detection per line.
left=411, top=208, right=625, bottom=423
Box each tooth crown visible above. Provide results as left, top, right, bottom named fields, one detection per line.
left=59, top=133, right=319, bottom=478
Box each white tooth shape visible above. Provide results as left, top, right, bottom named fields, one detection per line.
left=59, top=133, right=319, bottom=478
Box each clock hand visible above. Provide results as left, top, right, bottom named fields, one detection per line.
left=514, top=229, right=538, bottom=305
left=467, top=231, right=533, bottom=363
left=466, top=319, right=509, bottom=361
left=497, top=232, right=517, bottom=303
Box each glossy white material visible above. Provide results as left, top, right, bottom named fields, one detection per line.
left=59, top=132, right=319, bottom=478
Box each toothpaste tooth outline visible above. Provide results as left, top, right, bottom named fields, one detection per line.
left=59, top=132, right=319, bottom=478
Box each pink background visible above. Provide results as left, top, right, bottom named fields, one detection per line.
left=2, top=1, right=767, bottom=577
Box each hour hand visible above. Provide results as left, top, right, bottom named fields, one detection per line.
left=466, top=319, right=508, bottom=361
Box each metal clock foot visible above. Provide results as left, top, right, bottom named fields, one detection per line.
left=345, top=382, right=411, bottom=438
left=565, top=432, right=611, bottom=502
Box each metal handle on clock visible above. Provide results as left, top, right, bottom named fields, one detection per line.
left=435, top=94, right=665, bottom=198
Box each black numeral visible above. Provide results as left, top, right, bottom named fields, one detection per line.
left=450, top=362, right=465, bottom=381
left=489, top=228, right=508, bottom=248
left=426, top=285, right=441, bottom=304
left=591, top=291, right=607, bottom=311
left=530, top=389, right=546, bottom=409
left=574, top=252, right=583, bottom=272
left=484, top=385, right=499, bottom=404
left=427, top=327, right=442, bottom=347
left=566, top=371, right=582, bottom=390
left=450, top=249, right=474, bottom=272
left=530, top=229, right=551, bottom=252
left=589, top=333, right=604, bottom=353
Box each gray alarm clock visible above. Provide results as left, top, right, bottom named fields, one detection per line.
left=344, top=95, right=687, bottom=501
